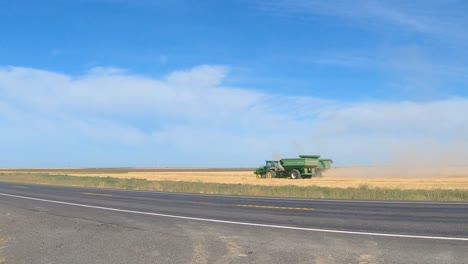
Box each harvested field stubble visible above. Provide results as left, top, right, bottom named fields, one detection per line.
left=0, top=173, right=467, bottom=201
left=2, top=166, right=468, bottom=190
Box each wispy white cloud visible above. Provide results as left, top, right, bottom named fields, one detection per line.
left=0, top=65, right=467, bottom=167
left=260, top=0, right=467, bottom=40
left=51, top=49, right=63, bottom=57
left=305, top=44, right=467, bottom=97
left=310, top=54, right=374, bottom=68
left=260, top=1, right=468, bottom=97
left=159, top=55, right=168, bottom=64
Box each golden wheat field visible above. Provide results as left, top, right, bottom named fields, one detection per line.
left=3, top=166, right=468, bottom=190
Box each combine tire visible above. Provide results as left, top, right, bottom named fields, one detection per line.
left=266, top=170, right=276, bottom=178
left=290, top=169, right=302, bottom=179
left=278, top=171, right=288, bottom=178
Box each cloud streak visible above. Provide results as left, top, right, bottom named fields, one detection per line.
left=258, top=1, right=468, bottom=98
left=260, top=0, right=468, bottom=41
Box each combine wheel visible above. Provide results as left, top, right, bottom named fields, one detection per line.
left=279, top=171, right=288, bottom=178
left=256, top=173, right=263, bottom=179
left=290, top=169, right=302, bottom=179
left=266, top=170, right=276, bottom=178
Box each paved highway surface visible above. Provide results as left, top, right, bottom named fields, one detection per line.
left=0, top=181, right=467, bottom=263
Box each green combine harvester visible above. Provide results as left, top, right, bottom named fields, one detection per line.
left=254, top=155, right=333, bottom=179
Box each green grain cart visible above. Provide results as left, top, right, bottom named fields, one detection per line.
left=254, top=155, right=333, bottom=179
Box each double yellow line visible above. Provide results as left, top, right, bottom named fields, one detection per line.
left=13, top=188, right=310, bottom=211
left=81, top=192, right=113, bottom=197
left=237, top=204, right=314, bottom=211
left=13, top=186, right=30, bottom=189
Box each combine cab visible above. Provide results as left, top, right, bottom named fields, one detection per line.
left=254, top=160, right=288, bottom=179
left=254, top=155, right=333, bottom=179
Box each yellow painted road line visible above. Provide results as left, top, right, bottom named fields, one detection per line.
left=13, top=186, right=30, bottom=189
left=237, top=204, right=314, bottom=211
left=81, top=192, right=113, bottom=197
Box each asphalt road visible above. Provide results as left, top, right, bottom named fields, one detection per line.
left=0, top=181, right=467, bottom=263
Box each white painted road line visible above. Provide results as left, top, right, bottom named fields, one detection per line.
left=1, top=192, right=467, bottom=242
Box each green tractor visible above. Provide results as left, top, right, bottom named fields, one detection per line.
left=254, top=155, right=333, bottom=179
left=254, top=160, right=289, bottom=179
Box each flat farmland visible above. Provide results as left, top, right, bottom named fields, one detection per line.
left=2, top=166, right=468, bottom=190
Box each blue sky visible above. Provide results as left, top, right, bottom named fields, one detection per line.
left=1, top=0, right=468, bottom=167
